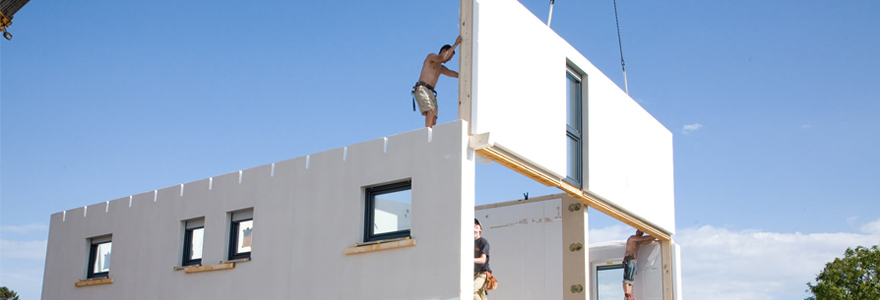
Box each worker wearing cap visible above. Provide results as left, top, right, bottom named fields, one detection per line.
left=474, top=218, right=492, bottom=300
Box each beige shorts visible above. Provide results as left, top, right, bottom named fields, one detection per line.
left=413, top=85, right=438, bottom=116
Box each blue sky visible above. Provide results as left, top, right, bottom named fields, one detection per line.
left=2, top=0, right=878, bottom=299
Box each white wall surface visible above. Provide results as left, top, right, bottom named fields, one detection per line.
left=41, top=120, right=475, bottom=300
left=475, top=198, right=565, bottom=300
left=472, top=0, right=675, bottom=233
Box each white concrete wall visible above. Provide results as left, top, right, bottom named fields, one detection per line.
left=472, top=0, right=675, bottom=233
left=475, top=196, right=584, bottom=300
left=41, top=120, right=475, bottom=300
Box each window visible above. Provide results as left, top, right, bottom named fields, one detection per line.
left=87, top=236, right=112, bottom=278
left=228, top=210, right=253, bottom=260
left=364, top=181, right=412, bottom=242
left=596, top=265, right=625, bottom=300
left=566, top=69, right=584, bottom=187
left=183, top=218, right=205, bottom=266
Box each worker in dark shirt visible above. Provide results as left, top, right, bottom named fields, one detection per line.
left=474, top=218, right=491, bottom=300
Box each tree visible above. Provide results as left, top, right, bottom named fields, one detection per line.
left=0, top=286, right=20, bottom=300
left=806, top=245, right=880, bottom=300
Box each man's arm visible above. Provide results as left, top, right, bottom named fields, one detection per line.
left=475, top=253, right=487, bottom=264
left=441, top=65, right=458, bottom=78
left=437, top=36, right=463, bottom=62
left=636, top=235, right=658, bottom=244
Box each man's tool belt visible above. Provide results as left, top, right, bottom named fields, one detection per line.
left=485, top=272, right=498, bottom=290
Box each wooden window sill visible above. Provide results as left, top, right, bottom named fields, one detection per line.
left=345, top=238, right=416, bottom=255
left=75, top=277, right=113, bottom=287
left=175, top=262, right=236, bottom=274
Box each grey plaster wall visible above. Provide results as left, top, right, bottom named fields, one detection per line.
left=41, top=120, right=475, bottom=300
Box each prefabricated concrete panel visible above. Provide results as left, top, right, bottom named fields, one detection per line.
left=472, top=0, right=675, bottom=234
left=41, top=120, right=475, bottom=300
left=472, top=0, right=567, bottom=179
left=475, top=198, right=564, bottom=300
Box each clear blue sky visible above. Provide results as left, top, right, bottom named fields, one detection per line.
left=2, top=0, right=878, bottom=299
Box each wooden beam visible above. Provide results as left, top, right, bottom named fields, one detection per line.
left=458, top=0, right=474, bottom=133
left=344, top=238, right=416, bottom=255
left=184, top=262, right=236, bottom=273
left=74, top=277, right=113, bottom=287
left=476, top=146, right=671, bottom=241
left=661, top=241, right=675, bottom=300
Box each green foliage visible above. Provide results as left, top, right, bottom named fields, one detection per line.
left=0, top=286, right=20, bottom=300
left=806, top=245, right=880, bottom=300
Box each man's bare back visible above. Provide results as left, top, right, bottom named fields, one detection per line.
left=624, top=230, right=656, bottom=261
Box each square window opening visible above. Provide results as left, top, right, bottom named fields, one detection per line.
left=228, top=210, right=253, bottom=261
left=364, top=180, right=412, bottom=243
left=183, top=218, right=205, bottom=266
left=87, top=236, right=112, bottom=279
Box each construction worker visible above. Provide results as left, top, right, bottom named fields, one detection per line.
left=622, top=230, right=658, bottom=300
left=413, top=36, right=462, bottom=128
left=474, top=218, right=492, bottom=300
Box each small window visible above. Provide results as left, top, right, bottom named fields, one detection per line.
left=88, top=236, right=112, bottom=279
left=596, top=265, right=625, bottom=300
left=364, top=181, right=412, bottom=242
left=183, top=218, right=205, bottom=266
left=228, top=210, right=253, bottom=260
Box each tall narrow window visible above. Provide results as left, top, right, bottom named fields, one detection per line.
left=87, top=235, right=112, bottom=279
left=364, top=181, right=412, bottom=242
left=229, top=210, right=253, bottom=260
left=183, top=218, right=205, bottom=266
left=566, top=69, right=584, bottom=187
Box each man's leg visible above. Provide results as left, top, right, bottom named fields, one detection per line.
left=425, top=109, right=436, bottom=128
left=474, top=272, right=488, bottom=300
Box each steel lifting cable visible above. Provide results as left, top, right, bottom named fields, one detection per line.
left=613, top=0, right=629, bottom=95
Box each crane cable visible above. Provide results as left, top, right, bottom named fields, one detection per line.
left=612, top=0, right=629, bottom=95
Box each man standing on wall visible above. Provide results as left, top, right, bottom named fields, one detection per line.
left=413, top=36, right=462, bottom=128
left=622, top=230, right=657, bottom=300
left=474, top=218, right=491, bottom=300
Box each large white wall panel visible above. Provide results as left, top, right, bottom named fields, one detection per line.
left=472, top=0, right=675, bottom=233
left=41, top=120, right=475, bottom=300
left=473, top=0, right=567, bottom=178
left=475, top=198, right=563, bottom=300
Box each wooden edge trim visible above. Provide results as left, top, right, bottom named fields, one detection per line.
left=183, top=262, right=235, bottom=274
left=660, top=241, right=675, bottom=300
left=345, top=238, right=416, bottom=255
left=458, top=0, right=474, bottom=130
left=477, top=147, right=672, bottom=241
left=476, top=148, right=558, bottom=187
left=74, top=277, right=113, bottom=287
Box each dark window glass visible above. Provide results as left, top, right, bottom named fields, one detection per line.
left=566, top=70, right=583, bottom=187
left=88, top=240, right=111, bottom=278
left=229, top=218, right=253, bottom=260
left=364, top=181, right=412, bottom=242
left=183, top=227, right=204, bottom=266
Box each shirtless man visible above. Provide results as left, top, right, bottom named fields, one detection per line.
left=622, top=230, right=657, bottom=300
left=413, top=36, right=462, bottom=128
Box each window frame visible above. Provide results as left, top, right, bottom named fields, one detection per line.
left=228, top=217, right=253, bottom=261
left=565, top=68, right=584, bottom=188
left=182, top=226, right=204, bottom=266
left=87, top=238, right=112, bottom=279
left=595, top=264, right=625, bottom=300
left=363, top=180, right=412, bottom=243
